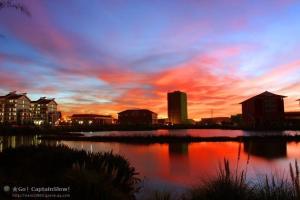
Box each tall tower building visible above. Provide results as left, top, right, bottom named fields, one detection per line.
left=167, top=91, right=188, bottom=124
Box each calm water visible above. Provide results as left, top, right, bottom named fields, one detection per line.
left=1, top=129, right=300, bottom=198
left=78, top=129, right=299, bottom=137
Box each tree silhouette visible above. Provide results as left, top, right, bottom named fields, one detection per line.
left=0, top=0, right=31, bottom=16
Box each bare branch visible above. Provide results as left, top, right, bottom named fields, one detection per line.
left=0, top=0, right=31, bottom=17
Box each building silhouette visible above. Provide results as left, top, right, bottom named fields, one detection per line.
left=200, top=117, right=231, bottom=126
left=167, top=91, right=188, bottom=124
left=285, top=111, right=300, bottom=127
left=71, top=114, right=114, bottom=125
left=0, top=91, right=60, bottom=125
left=31, top=97, right=60, bottom=125
left=118, top=109, right=157, bottom=125
left=240, top=91, right=286, bottom=128
left=0, top=91, right=31, bottom=125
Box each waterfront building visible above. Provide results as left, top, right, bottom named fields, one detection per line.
left=240, top=91, right=286, bottom=128
left=0, top=91, right=31, bottom=125
left=31, top=97, right=60, bottom=125
left=118, top=109, right=157, bottom=125
left=285, top=111, right=300, bottom=126
left=0, top=97, right=4, bottom=124
left=71, top=114, right=114, bottom=125
left=167, top=91, right=188, bottom=124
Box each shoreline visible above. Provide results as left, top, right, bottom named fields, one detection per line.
left=0, top=125, right=299, bottom=136
left=39, top=134, right=300, bottom=144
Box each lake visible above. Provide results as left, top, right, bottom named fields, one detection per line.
left=1, top=129, right=300, bottom=198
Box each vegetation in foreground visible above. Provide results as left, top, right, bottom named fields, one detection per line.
left=145, top=159, right=300, bottom=200
left=1, top=145, right=300, bottom=200
left=0, top=145, right=140, bottom=200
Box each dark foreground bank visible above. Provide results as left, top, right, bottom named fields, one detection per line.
left=0, top=145, right=140, bottom=200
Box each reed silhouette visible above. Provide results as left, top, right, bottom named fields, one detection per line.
left=0, top=145, right=140, bottom=200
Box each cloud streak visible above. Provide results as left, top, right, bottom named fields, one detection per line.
left=0, top=0, right=300, bottom=119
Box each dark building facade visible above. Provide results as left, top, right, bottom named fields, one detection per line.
left=71, top=114, right=114, bottom=126
left=200, top=117, right=231, bottom=126
left=241, top=91, right=286, bottom=128
left=118, top=109, right=157, bottom=125
left=285, top=112, right=300, bottom=127
left=167, top=91, right=188, bottom=124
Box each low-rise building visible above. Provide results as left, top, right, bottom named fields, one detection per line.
left=31, top=97, right=60, bottom=125
left=0, top=91, right=31, bottom=125
left=285, top=112, right=300, bottom=126
left=200, top=117, right=231, bottom=126
left=71, top=114, right=114, bottom=126
left=240, top=91, right=286, bottom=128
left=118, top=109, right=158, bottom=125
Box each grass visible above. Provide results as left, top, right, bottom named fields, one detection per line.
left=0, top=145, right=140, bottom=200
left=152, top=142, right=300, bottom=200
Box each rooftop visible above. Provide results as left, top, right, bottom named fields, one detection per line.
left=31, top=97, right=57, bottom=105
left=0, top=91, right=30, bottom=100
left=118, top=109, right=156, bottom=114
left=71, top=114, right=112, bottom=118
left=240, top=91, right=287, bottom=104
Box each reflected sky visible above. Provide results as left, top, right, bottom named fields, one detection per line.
left=1, top=134, right=300, bottom=195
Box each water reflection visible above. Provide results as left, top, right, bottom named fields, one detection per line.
left=0, top=135, right=60, bottom=152
left=81, top=129, right=296, bottom=137
left=0, top=135, right=40, bottom=152
left=243, top=140, right=287, bottom=159
left=1, top=133, right=300, bottom=194
left=169, top=143, right=190, bottom=176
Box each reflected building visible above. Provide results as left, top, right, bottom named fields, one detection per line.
left=243, top=140, right=287, bottom=159
left=167, top=91, right=188, bottom=124
left=0, top=135, right=41, bottom=152
left=168, top=142, right=190, bottom=176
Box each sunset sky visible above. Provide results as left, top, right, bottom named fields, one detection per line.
left=0, top=0, right=300, bottom=120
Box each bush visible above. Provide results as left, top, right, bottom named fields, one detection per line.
left=0, top=145, right=140, bottom=200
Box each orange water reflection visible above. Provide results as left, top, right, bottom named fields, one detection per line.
left=60, top=140, right=300, bottom=189
left=1, top=135, right=300, bottom=191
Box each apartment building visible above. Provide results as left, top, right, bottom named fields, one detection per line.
left=0, top=91, right=32, bottom=125
left=31, top=97, right=59, bottom=125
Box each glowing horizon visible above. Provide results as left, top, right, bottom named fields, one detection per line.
left=1, top=0, right=300, bottom=120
